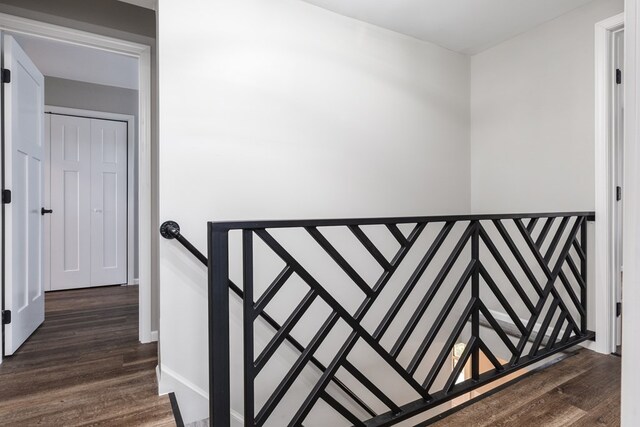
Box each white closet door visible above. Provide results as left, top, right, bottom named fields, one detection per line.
left=50, top=115, right=92, bottom=290
left=90, top=119, right=128, bottom=286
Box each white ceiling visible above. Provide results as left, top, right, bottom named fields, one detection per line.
left=12, top=34, right=139, bottom=90
left=301, top=0, right=597, bottom=54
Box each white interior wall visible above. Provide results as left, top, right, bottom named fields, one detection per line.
left=158, top=0, right=470, bottom=422
left=470, top=0, right=624, bottom=214
left=469, top=0, right=624, bottom=336
left=157, top=0, right=627, bottom=423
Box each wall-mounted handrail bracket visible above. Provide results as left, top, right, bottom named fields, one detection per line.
left=160, top=220, right=181, bottom=240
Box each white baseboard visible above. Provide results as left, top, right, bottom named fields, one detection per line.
left=158, top=364, right=244, bottom=425
left=488, top=308, right=566, bottom=339
left=150, top=330, right=158, bottom=342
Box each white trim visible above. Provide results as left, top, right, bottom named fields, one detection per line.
left=594, top=13, right=625, bottom=355
left=488, top=309, right=566, bottom=339
left=150, top=330, right=158, bottom=342
left=44, top=106, right=138, bottom=289
left=622, top=0, right=640, bottom=424
left=0, top=13, right=154, bottom=345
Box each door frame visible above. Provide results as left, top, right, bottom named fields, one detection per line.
left=44, top=106, right=137, bottom=291
left=594, top=12, right=624, bottom=355
left=0, top=12, right=154, bottom=362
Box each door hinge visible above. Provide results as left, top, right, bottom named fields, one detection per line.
left=616, top=68, right=622, bottom=85
left=1, top=310, right=11, bottom=325
left=1, top=68, right=10, bottom=83
left=616, top=186, right=622, bottom=201
left=616, top=302, right=622, bottom=317
left=2, top=189, right=10, bottom=204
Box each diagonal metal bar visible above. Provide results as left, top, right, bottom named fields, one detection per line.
left=373, top=222, right=455, bottom=341
left=535, top=217, right=555, bottom=248
left=306, top=226, right=374, bottom=297
left=255, top=313, right=340, bottom=427
left=349, top=225, right=393, bottom=271
left=543, top=216, right=570, bottom=262
left=527, top=217, right=539, bottom=233
left=391, top=223, right=474, bottom=357
left=560, top=320, right=574, bottom=343
left=423, top=298, right=476, bottom=391
left=407, top=260, right=475, bottom=375
left=342, top=360, right=401, bottom=414
left=444, top=336, right=477, bottom=394
left=545, top=311, right=567, bottom=350
left=253, top=265, right=294, bottom=316
left=254, top=290, right=317, bottom=375
left=320, top=392, right=365, bottom=427
left=557, top=270, right=586, bottom=318
left=478, top=225, right=536, bottom=313
left=387, top=224, right=409, bottom=246
left=491, top=220, right=543, bottom=296
left=566, top=254, right=586, bottom=289
left=478, top=302, right=518, bottom=355
left=529, top=298, right=559, bottom=357
left=478, top=263, right=527, bottom=335
left=286, top=224, right=430, bottom=427
left=514, top=218, right=583, bottom=334
left=256, top=228, right=431, bottom=418
left=512, top=217, right=584, bottom=363
left=573, top=238, right=586, bottom=261
left=478, top=339, right=504, bottom=372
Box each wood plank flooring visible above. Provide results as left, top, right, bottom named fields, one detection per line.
left=0, top=286, right=175, bottom=426
left=429, top=348, right=620, bottom=426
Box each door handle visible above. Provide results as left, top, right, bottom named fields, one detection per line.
left=41, top=208, right=53, bottom=215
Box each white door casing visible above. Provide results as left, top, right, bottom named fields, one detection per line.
left=90, top=119, right=128, bottom=287
left=49, top=114, right=92, bottom=290
left=3, top=35, right=45, bottom=355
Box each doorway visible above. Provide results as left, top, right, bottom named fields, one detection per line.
left=0, top=14, right=153, bottom=363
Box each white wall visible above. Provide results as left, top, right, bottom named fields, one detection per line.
left=158, top=0, right=470, bottom=422
left=470, top=0, right=624, bottom=214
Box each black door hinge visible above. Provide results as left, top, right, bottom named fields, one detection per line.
left=1, top=68, right=10, bottom=83
left=616, top=69, right=622, bottom=85
left=1, top=310, right=11, bottom=325
left=616, top=302, right=622, bottom=317
left=2, top=189, right=10, bottom=204
left=616, top=186, right=622, bottom=201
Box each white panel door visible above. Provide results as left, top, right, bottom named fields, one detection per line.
left=49, top=115, right=92, bottom=290
left=90, top=119, right=127, bottom=286
left=3, top=35, right=45, bottom=355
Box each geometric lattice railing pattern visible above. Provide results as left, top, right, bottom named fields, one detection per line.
left=207, top=212, right=595, bottom=426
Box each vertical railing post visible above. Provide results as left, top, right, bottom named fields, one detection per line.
left=471, top=220, right=480, bottom=381
left=243, top=230, right=255, bottom=426
left=580, top=217, right=588, bottom=333
left=208, top=223, right=231, bottom=426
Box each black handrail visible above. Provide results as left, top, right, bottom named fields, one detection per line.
left=206, top=211, right=595, bottom=426
left=159, top=220, right=377, bottom=419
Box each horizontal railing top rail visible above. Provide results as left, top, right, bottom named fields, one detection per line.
left=209, top=211, right=595, bottom=231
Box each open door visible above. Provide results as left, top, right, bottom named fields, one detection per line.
left=3, top=35, right=45, bottom=355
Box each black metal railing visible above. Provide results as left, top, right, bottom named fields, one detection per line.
left=163, top=211, right=595, bottom=427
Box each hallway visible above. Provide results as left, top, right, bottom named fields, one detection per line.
left=0, top=286, right=175, bottom=426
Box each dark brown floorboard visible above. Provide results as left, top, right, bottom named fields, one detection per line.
left=430, top=348, right=620, bottom=426
left=0, top=286, right=175, bottom=427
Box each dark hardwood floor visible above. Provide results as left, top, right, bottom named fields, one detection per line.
left=0, top=286, right=175, bottom=426
left=430, top=348, right=620, bottom=426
